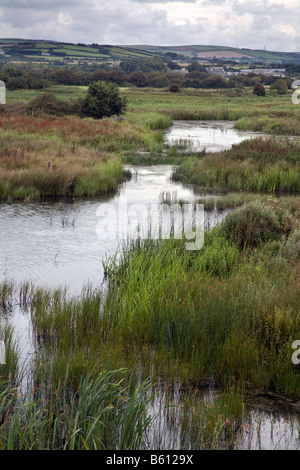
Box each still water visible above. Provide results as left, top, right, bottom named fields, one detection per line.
left=0, top=121, right=299, bottom=450
left=0, top=165, right=222, bottom=293
left=164, top=120, right=267, bottom=153
left=0, top=121, right=268, bottom=292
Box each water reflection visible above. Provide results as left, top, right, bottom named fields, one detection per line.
left=0, top=166, right=224, bottom=294
left=1, top=122, right=298, bottom=449
left=164, top=120, right=267, bottom=153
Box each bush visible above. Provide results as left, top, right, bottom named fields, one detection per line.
left=81, top=81, right=127, bottom=119
left=253, top=83, right=266, bottom=97
left=279, top=229, right=300, bottom=262
left=220, top=202, right=282, bottom=249
left=27, top=92, right=82, bottom=116
left=270, top=79, right=288, bottom=95
left=169, top=83, right=181, bottom=93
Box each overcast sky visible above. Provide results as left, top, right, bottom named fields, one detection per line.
left=0, top=0, right=299, bottom=52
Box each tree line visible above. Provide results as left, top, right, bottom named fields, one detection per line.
left=0, top=59, right=293, bottom=92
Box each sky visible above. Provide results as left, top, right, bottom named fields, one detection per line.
left=0, top=0, right=299, bottom=52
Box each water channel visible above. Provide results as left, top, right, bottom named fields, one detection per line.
left=0, top=120, right=299, bottom=450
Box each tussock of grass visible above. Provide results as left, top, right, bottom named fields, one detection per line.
left=0, top=368, right=153, bottom=450
left=173, top=137, right=300, bottom=193
left=235, top=116, right=300, bottom=136
left=1, top=194, right=300, bottom=448
left=100, top=197, right=300, bottom=394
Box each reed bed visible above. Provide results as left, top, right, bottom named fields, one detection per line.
left=100, top=197, right=300, bottom=395
left=0, top=368, right=153, bottom=450
left=1, top=193, right=300, bottom=449
left=173, top=137, right=300, bottom=193
left=0, top=106, right=175, bottom=200
left=0, top=118, right=129, bottom=200
left=125, top=88, right=300, bottom=137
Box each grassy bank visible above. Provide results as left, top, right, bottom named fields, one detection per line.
left=1, top=189, right=300, bottom=448
left=123, top=87, right=300, bottom=136
left=101, top=204, right=300, bottom=394
left=173, top=137, right=300, bottom=193
left=0, top=110, right=168, bottom=200
left=1, top=195, right=300, bottom=448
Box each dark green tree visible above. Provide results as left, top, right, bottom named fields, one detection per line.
left=169, top=83, right=181, bottom=93
left=167, top=61, right=182, bottom=71
left=253, top=82, right=266, bottom=96
left=81, top=81, right=127, bottom=119
left=270, top=78, right=288, bottom=94
left=128, top=72, right=149, bottom=87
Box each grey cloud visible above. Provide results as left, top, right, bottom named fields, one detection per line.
left=0, top=0, right=82, bottom=8
left=232, top=0, right=289, bottom=16
left=201, top=0, right=228, bottom=5
left=0, top=0, right=299, bottom=51
left=131, top=0, right=196, bottom=2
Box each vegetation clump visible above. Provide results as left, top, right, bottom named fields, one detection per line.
left=81, top=81, right=127, bottom=119
left=26, top=91, right=82, bottom=116
left=219, top=202, right=282, bottom=249
left=253, top=82, right=266, bottom=97
left=173, top=137, right=300, bottom=193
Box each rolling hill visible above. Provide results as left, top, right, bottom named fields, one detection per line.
left=0, top=39, right=300, bottom=64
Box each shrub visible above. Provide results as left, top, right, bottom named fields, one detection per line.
left=27, top=92, right=82, bottom=116
left=81, top=81, right=127, bottom=119
left=220, top=202, right=282, bottom=249
left=279, top=229, right=300, bottom=262
left=253, top=83, right=266, bottom=97
left=270, top=78, right=289, bottom=94
left=169, top=83, right=181, bottom=93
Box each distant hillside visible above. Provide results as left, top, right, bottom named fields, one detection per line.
left=1, top=39, right=300, bottom=64
left=0, top=39, right=159, bottom=63
left=127, top=44, right=300, bottom=63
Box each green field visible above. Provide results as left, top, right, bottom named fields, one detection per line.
left=0, top=39, right=160, bottom=62
left=2, top=38, right=300, bottom=64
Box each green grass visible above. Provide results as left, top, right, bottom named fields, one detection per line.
left=0, top=107, right=171, bottom=200
left=100, top=199, right=300, bottom=394
left=173, top=137, right=300, bottom=193
left=0, top=368, right=153, bottom=450
left=1, top=86, right=300, bottom=449
left=5, top=85, right=300, bottom=138
left=1, top=194, right=300, bottom=448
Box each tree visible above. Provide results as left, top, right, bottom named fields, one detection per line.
left=81, top=81, right=127, bottom=119
left=167, top=61, right=182, bottom=71
left=187, top=61, right=207, bottom=73
left=202, top=75, right=228, bottom=89
left=120, top=58, right=166, bottom=74
left=253, top=82, right=266, bottom=96
left=128, top=72, right=149, bottom=87
left=147, top=72, right=169, bottom=88
left=169, top=83, right=181, bottom=93
left=270, top=78, right=288, bottom=95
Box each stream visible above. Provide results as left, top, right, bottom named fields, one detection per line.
left=0, top=120, right=299, bottom=450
